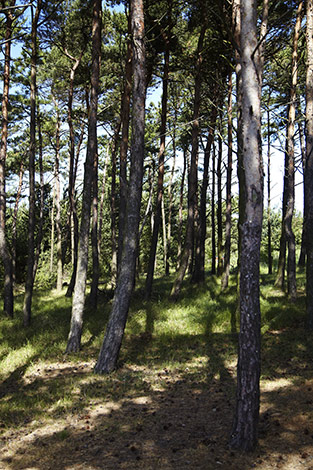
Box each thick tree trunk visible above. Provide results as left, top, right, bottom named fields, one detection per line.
left=145, top=36, right=170, bottom=299
left=23, top=0, right=41, bottom=327
left=230, top=0, right=263, bottom=452
left=0, top=2, right=15, bottom=317
left=66, top=0, right=101, bottom=352
left=222, top=72, right=233, bottom=289
left=170, top=23, right=206, bottom=300
left=94, top=0, right=146, bottom=374
left=306, top=0, right=313, bottom=328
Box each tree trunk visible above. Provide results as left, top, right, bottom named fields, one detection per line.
left=94, top=0, right=146, bottom=374
left=23, top=0, right=41, bottom=327
left=89, top=142, right=99, bottom=308
left=166, top=110, right=177, bottom=276
left=170, top=23, right=206, bottom=300
left=222, top=72, right=233, bottom=289
left=284, top=1, right=303, bottom=301
left=33, top=105, right=44, bottom=280
left=12, top=160, right=24, bottom=283
left=177, top=148, right=187, bottom=269
left=192, top=106, right=217, bottom=283
left=0, top=1, right=15, bottom=317
left=298, top=118, right=307, bottom=267
left=211, top=144, right=216, bottom=275
left=267, top=106, right=272, bottom=275
left=66, top=0, right=102, bottom=352
left=118, top=8, right=132, bottom=270
left=110, top=126, right=118, bottom=288
left=230, top=0, right=263, bottom=451
left=306, top=0, right=313, bottom=328
left=145, top=33, right=170, bottom=299
left=217, top=130, right=223, bottom=276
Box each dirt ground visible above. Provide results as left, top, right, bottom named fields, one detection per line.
left=1, top=333, right=313, bottom=470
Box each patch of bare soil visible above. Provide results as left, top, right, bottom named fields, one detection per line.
left=1, top=335, right=313, bottom=469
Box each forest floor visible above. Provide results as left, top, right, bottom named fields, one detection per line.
left=0, top=273, right=313, bottom=469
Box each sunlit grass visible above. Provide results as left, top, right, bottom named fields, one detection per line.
left=0, top=268, right=308, bottom=435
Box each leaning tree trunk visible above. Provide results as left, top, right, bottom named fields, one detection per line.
left=66, top=0, right=101, bottom=352
left=0, top=1, right=15, bottom=317
left=230, top=0, right=264, bottom=452
left=23, top=0, right=41, bottom=327
left=94, top=0, right=146, bottom=374
left=306, top=0, right=313, bottom=328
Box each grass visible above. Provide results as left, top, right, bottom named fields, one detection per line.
left=0, top=268, right=312, bottom=469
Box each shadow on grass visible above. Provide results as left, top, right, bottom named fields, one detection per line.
left=1, top=272, right=312, bottom=469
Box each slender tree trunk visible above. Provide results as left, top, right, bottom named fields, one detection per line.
left=118, top=9, right=132, bottom=269
left=66, top=123, right=85, bottom=297
left=23, top=0, right=41, bottom=327
left=33, top=106, right=44, bottom=280
left=110, top=130, right=118, bottom=287
left=192, top=106, right=217, bottom=283
left=306, top=0, right=313, bottom=328
left=89, top=143, right=99, bottom=308
left=230, top=0, right=264, bottom=452
left=298, top=118, right=307, bottom=266
left=145, top=34, right=170, bottom=299
left=217, top=130, right=223, bottom=276
left=51, top=97, right=63, bottom=291
left=284, top=1, right=303, bottom=301
left=211, top=144, right=216, bottom=275
left=94, top=0, right=146, bottom=374
left=166, top=113, right=177, bottom=276
left=98, top=143, right=111, bottom=258
left=170, top=23, right=206, bottom=300
left=275, top=148, right=288, bottom=289
left=12, top=160, right=24, bottom=283
left=177, top=148, right=187, bottom=268
left=267, top=107, right=272, bottom=275
left=66, top=0, right=102, bottom=352
left=0, top=1, right=15, bottom=317
left=50, top=178, right=55, bottom=272
left=222, top=72, right=233, bottom=289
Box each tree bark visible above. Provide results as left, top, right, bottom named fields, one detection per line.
left=177, top=148, right=187, bottom=269
left=230, top=0, right=263, bottom=451
left=66, top=0, right=101, bottom=352
left=89, top=141, right=99, bottom=308
left=0, top=1, right=15, bottom=317
left=306, top=0, right=313, bottom=328
left=94, top=0, right=146, bottom=374
left=23, top=0, right=42, bottom=327
left=12, top=160, right=24, bottom=283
